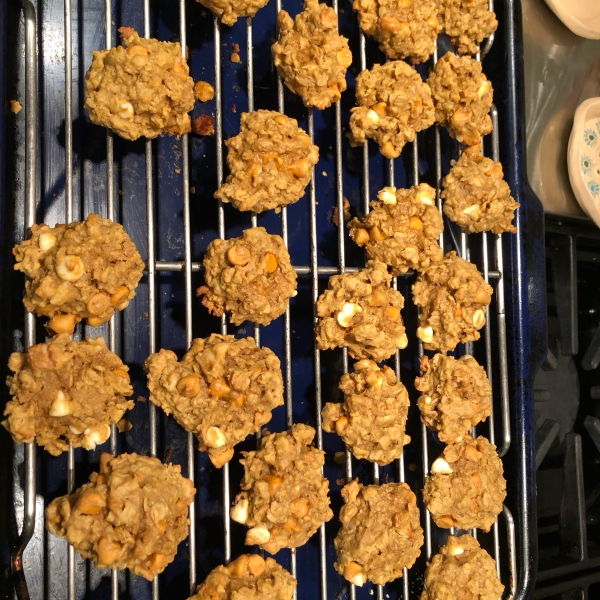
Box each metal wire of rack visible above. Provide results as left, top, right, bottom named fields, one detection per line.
left=8, top=0, right=520, bottom=597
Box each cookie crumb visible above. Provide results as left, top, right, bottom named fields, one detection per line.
left=10, top=100, right=22, bottom=114
left=194, top=81, right=215, bottom=102
left=192, top=114, right=215, bottom=136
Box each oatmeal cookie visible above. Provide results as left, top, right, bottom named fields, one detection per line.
left=412, top=251, right=492, bottom=352
left=422, top=534, right=504, bottom=600
left=353, top=0, right=440, bottom=63
left=197, top=227, right=297, bottom=326
left=215, top=110, right=319, bottom=213
left=13, top=213, right=144, bottom=332
left=3, top=334, right=133, bottom=456
left=45, top=452, right=195, bottom=580
left=441, top=144, right=519, bottom=234
left=272, top=0, right=352, bottom=109
left=145, top=334, right=284, bottom=468
left=349, top=61, right=435, bottom=159
left=423, top=435, right=506, bottom=531
left=415, top=353, right=491, bottom=444
left=439, top=0, right=498, bottom=56
left=322, top=359, right=410, bottom=464
left=334, top=480, right=423, bottom=586
left=427, top=52, right=493, bottom=146
left=196, top=0, right=269, bottom=26
left=230, top=424, right=333, bottom=554
left=315, top=261, right=407, bottom=362
left=85, top=27, right=194, bottom=141
left=189, top=555, right=296, bottom=600
left=348, top=184, right=443, bottom=275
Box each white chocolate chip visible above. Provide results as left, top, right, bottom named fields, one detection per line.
left=462, top=204, right=481, bottom=218
left=349, top=573, right=366, bottom=587
left=230, top=498, right=249, bottom=524
left=416, top=326, right=433, bottom=344
left=69, top=425, right=83, bottom=435
left=49, top=390, right=71, bottom=417
left=473, top=309, right=486, bottom=329
left=118, top=101, right=134, bottom=119
left=337, top=302, right=362, bottom=328
left=55, top=255, right=85, bottom=282
left=449, top=545, right=464, bottom=556
left=246, top=526, right=271, bottom=545
left=415, top=188, right=435, bottom=205
left=478, top=80, right=491, bottom=98
left=205, top=426, right=226, bottom=448
left=39, top=232, right=57, bottom=252
left=398, top=333, right=408, bottom=349
left=366, top=109, right=380, bottom=126
left=431, top=457, right=453, bottom=474
left=377, top=186, right=397, bottom=205
left=81, top=425, right=111, bottom=450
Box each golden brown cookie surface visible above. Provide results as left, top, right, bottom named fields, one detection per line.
left=198, top=227, right=298, bottom=326
left=45, top=453, right=195, bottom=580
left=13, top=213, right=144, bottom=331
left=145, top=334, right=284, bottom=468
left=322, top=359, right=410, bottom=464
left=349, top=184, right=443, bottom=275
left=3, top=334, right=133, bottom=456
left=272, top=0, right=352, bottom=109
left=85, top=28, right=194, bottom=140
left=334, top=480, right=423, bottom=586
left=424, top=435, right=506, bottom=532
left=438, top=0, right=498, bottom=55
left=215, top=110, right=319, bottom=213
left=230, top=424, right=333, bottom=554
left=350, top=61, right=434, bottom=159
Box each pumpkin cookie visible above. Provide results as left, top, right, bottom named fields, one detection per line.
left=438, top=0, right=498, bottom=55
left=196, top=0, right=270, bottom=26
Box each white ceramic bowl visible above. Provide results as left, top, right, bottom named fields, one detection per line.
left=567, top=98, right=600, bottom=224
left=544, top=0, right=600, bottom=39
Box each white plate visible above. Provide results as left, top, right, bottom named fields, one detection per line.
left=544, top=0, right=600, bottom=39
left=568, top=97, right=600, bottom=224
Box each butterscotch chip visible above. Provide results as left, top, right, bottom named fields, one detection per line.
left=427, top=52, right=493, bottom=146
left=272, top=0, right=352, bottom=109
left=230, top=424, right=333, bottom=554
left=189, top=556, right=296, bottom=600
left=412, top=251, right=492, bottom=352
left=415, top=353, right=491, bottom=444
left=197, top=227, right=297, bottom=326
left=423, top=435, right=506, bottom=532
left=349, top=61, right=434, bottom=159
left=85, top=28, right=194, bottom=141
left=194, top=81, right=215, bottom=102
left=348, top=183, right=443, bottom=275
left=441, top=145, right=519, bottom=234
left=438, top=0, right=498, bottom=55
left=334, top=480, right=423, bottom=586
left=322, top=360, right=410, bottom=465
left=315, top=261, right=407, bottom=362
left=13, top=214, right=144, bottom=328
left=215, top=110, right=319, bottom=213
left=2, top=335, right=133, bottom=456
left=196, top=0, right=269, bottom=25
left=353, top=0, right=440, bottom=63
left=45, top=452, right=195, bottom=580
left=422, top=534, right=504, bottom=600
left=145, top=334, right=284, bottom=468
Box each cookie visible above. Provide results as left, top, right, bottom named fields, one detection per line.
left=412, top=251, right=493, bottom=352
left=334, top=480, right=423, bottom=586
left=421, top=534, right=504, bottom=600
left=441, top=144, right=519, bottom=234
left=349, top=61, right=435, bottom=159
left=230, top=424, right=333, bottom=554
left=423, top=435, right=506, bottom=531
left=415, top=353, right=491, bottom=444
left=215, top=110, right=319, bottom=213
left=197, top=0, right=270, bottom=26
left=348, top=183, right=443, bottom=275
left=145, top=334, right=284, bottom=468
left=13, top=213, right=144, bottom=332
left=189, top=555, right=296, bottom=600
left=272, top=0, right=352, bottom=109
left=438, top=0, right=498, bottom=55
left=197, top=227, right=298, bottom=326
left=85, top=27, right=194, bottom=141
left=322, top=359, right=410, bottom=465
left=353, top=0, right=440, bottom=63
left=3, top=334, right=133, bottom=456
left=315, top=261, right=407, bottom=362
left=427, top=52, right=492, bottom=146
left=45, top=452, right=195, bottom=580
